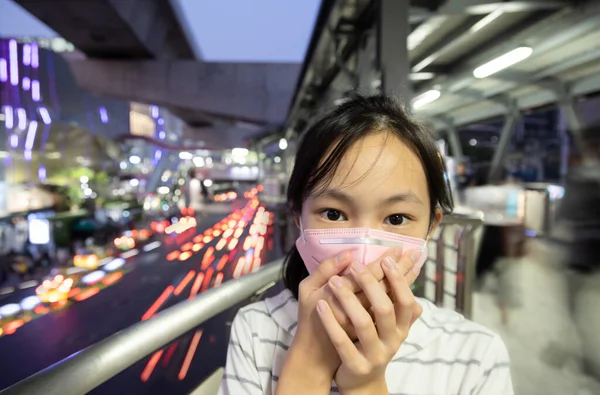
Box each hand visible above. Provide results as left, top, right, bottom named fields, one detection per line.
left=334, top=248, right=420, bottom=340
left=277, top=251, right=355, bottom=395
left=316, top=251, right=423, bottom=394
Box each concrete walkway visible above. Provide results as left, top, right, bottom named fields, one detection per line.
left=471, top=241, right=600, bottom=395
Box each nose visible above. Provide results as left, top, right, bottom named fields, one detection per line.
left=351, top=216, right=381, bottom=230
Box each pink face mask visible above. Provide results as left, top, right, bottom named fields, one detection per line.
left=296, top=222, right=428, bottom=275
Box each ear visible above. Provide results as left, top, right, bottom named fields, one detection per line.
left=427, top=209, right=443, bottom=240
left=293, top=214, right=300, bottom=230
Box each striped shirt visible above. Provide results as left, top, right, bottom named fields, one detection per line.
left=218, top=289, right=513, bottom=395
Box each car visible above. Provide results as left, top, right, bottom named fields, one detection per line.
left=73, top=253, right=100, bottom=269
left=114, top=232, right=135, bottom=251
left=35, top=273, right=74, bottom=304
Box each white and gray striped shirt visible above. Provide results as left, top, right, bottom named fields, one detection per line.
left=218, top=289, right=513, bottom=395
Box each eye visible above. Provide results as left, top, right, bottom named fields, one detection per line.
left=319, top=209, right=347, bottom=222
left=385, top=214, right=409, bottom=226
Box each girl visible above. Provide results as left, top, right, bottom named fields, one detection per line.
left=219, top=95, right=513, bottom=395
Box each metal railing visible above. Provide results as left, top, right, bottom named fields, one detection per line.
left=414, top=214, right=484, bottom=318
left=0, top=215, right=484, bottom=395
left=0, top=260, right=285, bottom=395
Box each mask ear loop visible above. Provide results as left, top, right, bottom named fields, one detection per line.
left=299, top=217, right=307, bottom=244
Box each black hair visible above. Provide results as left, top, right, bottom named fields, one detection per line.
left=282, top=94, right=454, bottom=299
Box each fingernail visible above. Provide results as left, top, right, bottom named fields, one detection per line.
left=351, top=263, right=365, bottom=273
left=336, top=251, right=351, bottom=265
left=330, top=275, right=344, bottom=288
left=409, top=249, right=421, bottom=263
left=393, top=247, right=403, bottom=258
left=317, top=300, right=326, bottom=313
left=383, top=256, right=396, bottom=270
left=412, top=263, right=422, bottom=276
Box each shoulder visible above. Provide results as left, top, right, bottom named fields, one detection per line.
left=415, top=298, right=509, bottom=361
left=234, top=289, right=297, bottom=335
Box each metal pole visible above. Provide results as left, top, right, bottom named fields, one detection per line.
left=557, top=109, right=570, bottom=184
left=488, top=104, right=521, bottom=182
left=439, top=116, right=463, bottom=160
left=377, top=0, right=411, bottom=100
left=560, top=97, right=584, bottom=153
left=0, top=260, right=284, bottom=395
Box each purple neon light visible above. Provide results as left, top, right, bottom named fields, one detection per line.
left=159, top=131, right=166, bottom=140
left=10, top=135, right=18, bottom=148
left=3, top=106, right=13, bottom=129
left=38, top=166, right=46, bottom=180
left=8, top=39, right=18, bottom=86
left=0, top=58, right=7, bottom=82
left=25, top=121, right=38, bottom=150
left=17, top=108, right=27, bottom=130
left=23, top=77, right=30, bottom=91
left=24, top=150, right=32, bottom=161
left=155, top=150, right=162, bottom=160
left=23, top=44, right=31, bottom=66
left=31, top=43, right=39, bottom=69
left=32, top=80, right=40, bottom=101
left=99, top=107, right=108, bottom=123
left=38, top=107, right=51, bottom=125
left=158, top=118, right=164, bottom=125
left=150, top=105, right=159, bottom=119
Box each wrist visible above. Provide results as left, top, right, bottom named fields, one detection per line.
left=339, top=376, right=388, bottom=395
left=276, top=339, right=335, bottom=395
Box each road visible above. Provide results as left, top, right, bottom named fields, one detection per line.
left=0, top=199, right=285, bottom=394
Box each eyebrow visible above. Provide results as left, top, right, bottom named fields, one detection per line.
left=317, top=189, right=424, bottom=205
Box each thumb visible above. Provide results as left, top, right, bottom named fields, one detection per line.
left=302, top=251, right=353, bottom=291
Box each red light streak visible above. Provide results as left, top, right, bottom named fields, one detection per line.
left=233, top=257, right=245, bottom=279
left=102, top=272, right=123, bottom=286
left=216, top=255, right=228, bottom=271
left=179, top=251, right=192, bottom=261
left=141, top=350, right=164, bottom=382
left=142, top=286, right=174, bottom=321
left=67, top=287, right=81, bottom=298
left=178, top=330, right=203, bottom=380
left=33, top=305, right=48, bottom=315
left=192, top=243, right=202, bottom=252
left=201, top=268, right=214, bottom=292
left=4, top=319, right=25, bottom=335
left=174, top=270, right=196, bottom=295
left=166, top=251, right=180, bottom=261
left=201, top=255, right=215, bottom=270
left=74, top=287, right=100, bottom=302
left=181, top=242, right=193, bottom=252
left=188, top=273, right=205, bottom=299
left=214, top=272, right=224, bottom=288
left=162, top=342, right=178, bottom=367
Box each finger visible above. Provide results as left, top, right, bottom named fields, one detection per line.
left=350, top=263, right=397, bottom=346
left=301, top=251, right=353, bottom=291
left=410, top=302, right=423, bottom=326
left=382, top=255, right=415, bottom=330
left=328, top=273, right=380, bottom=348
left=403, top=249, right=424, bottom=286
left=345, top=248, right=403, bottom=294
left=316, top=299, right=365, bottom=365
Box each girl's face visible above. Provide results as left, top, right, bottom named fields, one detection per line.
left=301, top=132, right=439, bottom=239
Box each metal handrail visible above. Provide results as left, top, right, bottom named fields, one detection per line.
left=1, top=214, right=484, bottom=395
left=0, top=260, right=285, bottom=395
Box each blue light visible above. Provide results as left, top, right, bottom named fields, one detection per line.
left=99, top=107, right=109, bottom=123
